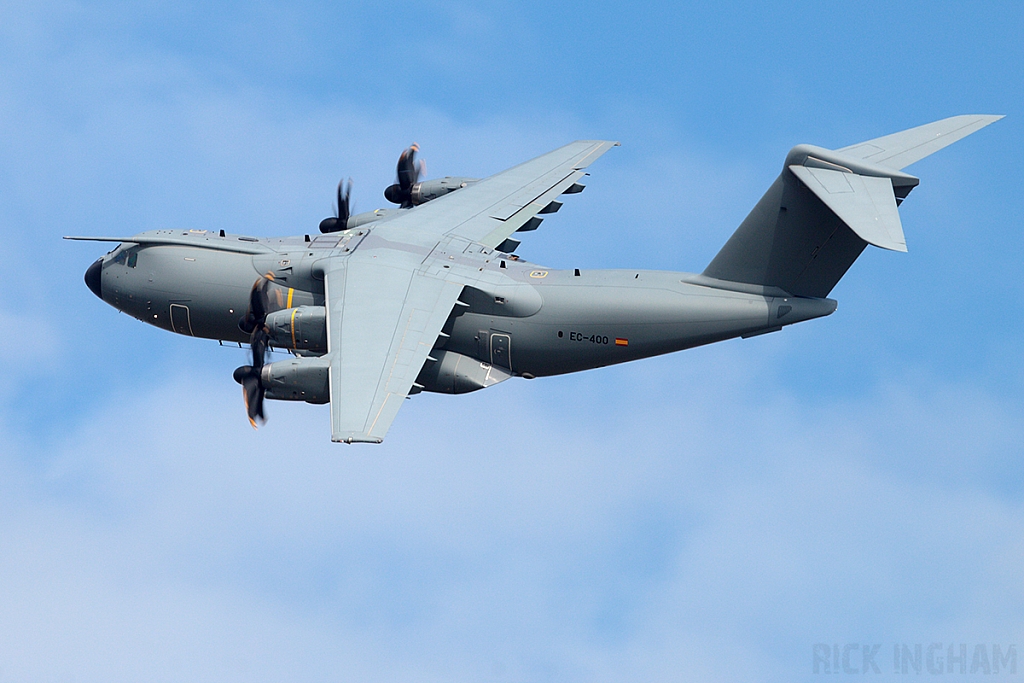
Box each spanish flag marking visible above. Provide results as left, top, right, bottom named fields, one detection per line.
left=615, top=338, right=628, bottom=346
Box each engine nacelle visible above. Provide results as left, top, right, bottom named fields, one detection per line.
left=409, top=176, right=478, bottom=205
left=265, top=306, right=327, bottom=352
left=346, top=208, right=395, bottom=229
left=415, top=350, right=511, bottom=394
left=261, top=356, right=330, bottom=404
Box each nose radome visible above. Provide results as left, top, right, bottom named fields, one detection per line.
left=84, top=258, right=102, bottom=299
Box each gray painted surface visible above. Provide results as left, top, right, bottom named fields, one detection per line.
left=67, top=116, right=1001, bottom=442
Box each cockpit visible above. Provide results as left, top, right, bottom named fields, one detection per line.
left=111, top=246, right=139, bottom=268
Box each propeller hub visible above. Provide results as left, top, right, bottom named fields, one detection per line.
left=233, top=365, right=252, bottom=385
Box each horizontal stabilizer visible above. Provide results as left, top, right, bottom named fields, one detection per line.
left=789, top=165, right=907, bottom=252
left=837, top=115, right=1003, bottom=171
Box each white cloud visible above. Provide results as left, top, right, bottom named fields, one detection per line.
left=1, top=343, right=1022, bottom=681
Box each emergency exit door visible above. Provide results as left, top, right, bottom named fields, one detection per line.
left=490, top=332, right=511, bottom=371
left=170, top=304, right=194, bottom=336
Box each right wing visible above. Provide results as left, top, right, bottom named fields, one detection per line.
left=325, top=254, right=464, bottom=444
left=837, top=114, right=1003, bottom=171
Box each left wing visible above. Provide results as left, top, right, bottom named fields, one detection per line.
left=373, top=140, right=619, bottom=249
left=325, top=255, right=464, bottom=443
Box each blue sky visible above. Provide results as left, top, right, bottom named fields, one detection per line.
left=1, top=1, right=1022, bottom=681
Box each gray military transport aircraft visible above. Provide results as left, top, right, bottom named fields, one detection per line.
left=68, top=115, right=1000, bottom=443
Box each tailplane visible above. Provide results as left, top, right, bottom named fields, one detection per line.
left=702, top=115, right=1002, bottom=298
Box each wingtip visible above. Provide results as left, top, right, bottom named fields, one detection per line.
left=62, top=235, right=134, bottom=242
left=961, top=114, right=1005, bottom=127
left=331, top=434, right=385, bottom=444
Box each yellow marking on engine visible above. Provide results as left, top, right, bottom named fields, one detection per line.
left=290, top=307, right=298, bottom=349
left=287, top=287, right=294, bottom=308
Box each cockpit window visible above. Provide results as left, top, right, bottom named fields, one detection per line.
left=112, top=247, right=139, bottom=268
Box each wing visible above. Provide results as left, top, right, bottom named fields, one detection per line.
left=325, top=255, right=464, bottom=443
left=322, top=140, right=618, bottom=443
left=837, top=115, right=1003, bottom=171
left=373, top=140, right=619, bottom=249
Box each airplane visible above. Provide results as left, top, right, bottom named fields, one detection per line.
left=67, top=115, right=1001, bottom=443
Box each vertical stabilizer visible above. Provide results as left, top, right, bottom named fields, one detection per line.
left=702, top=116, right=1001, bottom=297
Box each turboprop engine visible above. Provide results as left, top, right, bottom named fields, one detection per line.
left=264, top=306, right=327, bottom=353
left=407, top=176, right=479, bottom=205
left=319, top=142, right=478, bottom=233
left=259, top=356, right=330, bottom=404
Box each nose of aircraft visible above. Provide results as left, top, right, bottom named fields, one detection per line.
left=84, top=258, right=102, bottom=299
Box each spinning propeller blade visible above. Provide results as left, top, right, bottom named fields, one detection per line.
left=384, top=143, right=425, bottom=208
left=233, top=275, right=275, bottom=427
left=319, top=178, right=352, bottom=233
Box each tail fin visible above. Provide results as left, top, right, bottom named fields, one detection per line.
left=702, top=115, right=1002, bottom=298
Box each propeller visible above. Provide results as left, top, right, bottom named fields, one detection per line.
left=233, top=275, right=274, bottom=428
left=319, top=178, right=352, bottom=234
left=384, top=143, right=425, bottom=208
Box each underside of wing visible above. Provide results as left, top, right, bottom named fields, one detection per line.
left=372, top=140, right=618, bottom=250
left=324, top=256, right=464, bottom=443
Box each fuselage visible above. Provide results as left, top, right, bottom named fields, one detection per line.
left=84, top=227, right=835, bottom=389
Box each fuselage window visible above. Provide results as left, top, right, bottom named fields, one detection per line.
left=127, top=251, right=138, bottom=268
